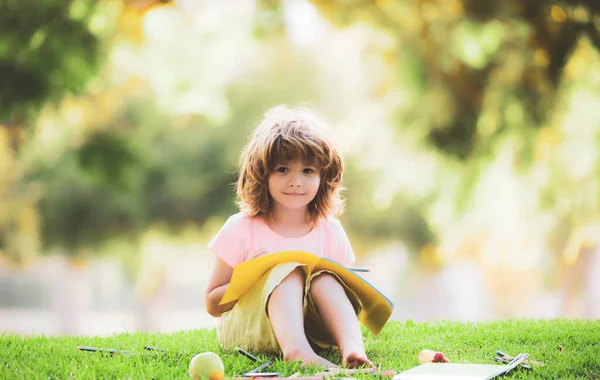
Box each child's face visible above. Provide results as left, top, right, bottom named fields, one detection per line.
left=268, top=160, right=321, bottom=214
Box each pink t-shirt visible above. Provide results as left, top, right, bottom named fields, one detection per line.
left=208, top=212, right=355, bottom=268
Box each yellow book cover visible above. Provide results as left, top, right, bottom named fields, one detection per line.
left=219, top=250, right=394, bottom=336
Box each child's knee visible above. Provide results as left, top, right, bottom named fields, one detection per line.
left=310, top=272, right=342, bottom=291
left=284, top=266, right=306, bottom=282
left=271, top=266, right=306, bottom=296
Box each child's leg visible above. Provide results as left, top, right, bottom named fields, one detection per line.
left=267, top=267, right=337, bottom=368
left=309, top=273, right=374, bottom=368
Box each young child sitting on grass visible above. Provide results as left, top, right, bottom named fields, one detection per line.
left=204, top=105, right=374, bottom=369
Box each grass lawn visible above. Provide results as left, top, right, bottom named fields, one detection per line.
left=1, top=319, right=599, bottom=379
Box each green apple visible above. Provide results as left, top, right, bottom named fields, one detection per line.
left=188, top=352, right=224, bottom=380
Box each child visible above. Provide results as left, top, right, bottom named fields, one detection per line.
left=204, top=105, right=373, bottom=369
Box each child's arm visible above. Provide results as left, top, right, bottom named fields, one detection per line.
left=204, top=256, right=236, bottom=317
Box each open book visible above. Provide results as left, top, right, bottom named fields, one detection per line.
left=219, top=250, right=394, bottom=336
left=393, top=354, right=530, bottom=380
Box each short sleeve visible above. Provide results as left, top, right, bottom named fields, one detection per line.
left=207, top=214, right=248, bottom=268
left=331, top=220, right=355, bottom=266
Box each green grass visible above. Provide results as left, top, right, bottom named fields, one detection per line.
left=1, top=319, right=599, bottom=379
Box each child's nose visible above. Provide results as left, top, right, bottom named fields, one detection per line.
left=288, top=173, right=302, bottom=187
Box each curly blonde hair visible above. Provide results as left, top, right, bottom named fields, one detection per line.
left=236, top=105, right=345, bottom=220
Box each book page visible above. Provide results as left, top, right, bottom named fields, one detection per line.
left=393, top=362, right=510, bottom=380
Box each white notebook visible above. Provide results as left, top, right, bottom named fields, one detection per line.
left=393, top=362, right=517, bottom=380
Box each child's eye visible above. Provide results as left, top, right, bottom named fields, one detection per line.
left=303, top=168, right=316, bottom=174
left=276, top=167, right=288, bottom=173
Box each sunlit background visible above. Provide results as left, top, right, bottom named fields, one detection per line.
left=1, top=0, right=600, bottom=336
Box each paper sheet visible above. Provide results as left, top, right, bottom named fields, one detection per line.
left=393, top=362, right=514, bottom=380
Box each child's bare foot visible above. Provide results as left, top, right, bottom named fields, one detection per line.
left=342, top=351, right=374, bottom=369
left=284, top=349, right=338, bottom=368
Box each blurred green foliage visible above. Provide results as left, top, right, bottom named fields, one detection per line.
left=311, top=0, right=600, bottom=159
left=1, top=0, right=599, bottom=268
left=0, top=0, right=100, bottom=127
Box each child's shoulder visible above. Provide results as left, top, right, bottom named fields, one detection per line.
left=317, top=215, right=343, bottom=232
left=224, top=212, right=262, bottom=228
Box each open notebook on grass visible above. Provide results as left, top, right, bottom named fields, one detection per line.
left=393, top=354, right=530, bottom=380
left=219, top=250, right=394, bottom=336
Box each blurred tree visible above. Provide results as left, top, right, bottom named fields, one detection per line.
left=0, top=0, right=102, bottom=146
left=2, top=0, right=598, bottom=273
left=309, top=0, right=600, bottom=160
left=0, top=0, right=105, bottom=262
left=295, top=0, right=600, bottom=259
left=0, top=0, right=171, bottom=262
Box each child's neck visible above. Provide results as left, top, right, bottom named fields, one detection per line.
left=267, top=206, right=314, bottom=237
left=270, top=205, right=311, bottom=224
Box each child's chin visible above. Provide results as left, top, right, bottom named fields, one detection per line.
left=282, top=201, right=310, bottom=209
